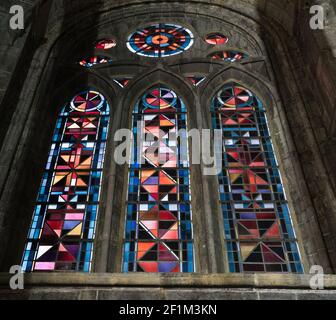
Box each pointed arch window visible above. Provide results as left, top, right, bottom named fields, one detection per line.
left=22, top=90, right=110, bottom=272
left=123, top=85, right=194, bottom=273
left=211, top=83, right=303, bottom=273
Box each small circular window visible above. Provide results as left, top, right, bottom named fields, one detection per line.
left=71, top=91, right=105, bottom=112
left=127, top=23, right=194, bottom=58
left=141, top=87, right=178, bottom=110
left=205, top=33, right=228, bottom=45
left=217, top=85, right=253, bottom=108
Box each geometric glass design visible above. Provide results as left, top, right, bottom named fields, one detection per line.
left=123, top=85, right=194, bottom=272
left=209, top=51, right=248, bottom=62
left=127, top=24, right=194, bottom=58
left=79, top=56, right=112, bottom=68
left=211, top=83, right=303, bottom=273
left=205, top=33, right=228, bottom=45
left=22, top=90, right=110, bottom=272
left=95, top=39, right=117, bottom=50
left=113, top=78, right=132, bottom=88
left=186, top=76, right=206, bottom=87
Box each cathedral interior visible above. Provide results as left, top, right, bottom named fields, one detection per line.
left=0, top=0, right=336, bottom=300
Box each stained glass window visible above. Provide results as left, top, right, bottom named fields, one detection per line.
left=127, top=24, right=194, bottom=58
left=22, top=90, right=110, bottom=272
left=205, top=33, right=228, bottom=45
left=113, top=78, right=132, bottom=88
left=95, top=39, right=116, bottom=50
left=123, top=85, right=194, bottom=272
left=79, top=56, right=112, bottom=68
left=209, top=51, right=248, bottom=62
left=212, top=83, right=303, bottom=273
left=187, top=76, right=206, bottom=87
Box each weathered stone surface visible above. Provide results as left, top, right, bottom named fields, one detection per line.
left=0, top=273, right=335, bottom=300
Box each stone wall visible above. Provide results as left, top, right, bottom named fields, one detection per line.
left=0, top=273, right=336, bottom=300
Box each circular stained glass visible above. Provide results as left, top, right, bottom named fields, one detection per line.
left=79, top=56, right=112, bottom=68
left=127, top=23, right=194, bottom=58
left=71, top=91, right=105, bottom=112
left=95, top=39, right=116, bottom=50
left=142, top=87, right=178, bottom=110
left=205, top=33, right=228, bottom=45
left=217, top=85, right=253, bottom=108
left=209, top=50, right=248, bottom=62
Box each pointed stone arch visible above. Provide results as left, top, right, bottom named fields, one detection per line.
left=200, top=65, right=332, bottom=272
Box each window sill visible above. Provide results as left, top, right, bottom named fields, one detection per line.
left=1, top=272, right=336, bottom=289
